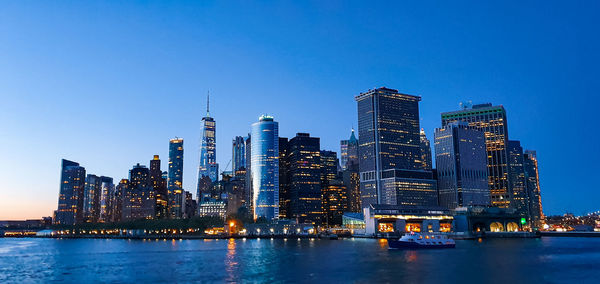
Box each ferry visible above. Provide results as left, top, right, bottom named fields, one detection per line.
left=388, top=232, right=456, bottom=249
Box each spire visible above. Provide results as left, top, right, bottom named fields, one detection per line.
left=206, top=91, right=210, bottom=117
left=349, top=127, right=358, bottom=143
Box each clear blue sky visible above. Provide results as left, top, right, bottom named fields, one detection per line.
left=1, top=1, right=597, bottom=219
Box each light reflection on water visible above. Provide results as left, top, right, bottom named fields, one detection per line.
left=0, top=237, right=599, bottom=283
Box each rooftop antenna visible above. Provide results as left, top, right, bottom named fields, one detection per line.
left=206, top=91, right=210, bottom=117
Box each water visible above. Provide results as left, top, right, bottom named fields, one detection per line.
left=0, top=237, right=598, bottom=283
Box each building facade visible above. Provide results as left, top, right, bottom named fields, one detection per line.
left=250, top=115, right=280, bottom=220
left=287, top=133, right=322, bottom=224
left=441, top=103, right=512, bottom=208
left=340, top=128, right=358, bottom=170
left=197, top=96, right=219, bottom=194
left=168, top=138, right=184, bottom=218
left=98, top=176, right=114, bottom=223
left=150, top=155, right=168, bottom=219
left=524, top=150, right=543, bottom=228
left=55, top=159, right=86, bottom=225
left=232, top=136, right=247, bottom=172
left=278, top=137, right=291, bottom=219
left=434, top=122, right=490, bottom=209
left=508, top=141, right=529, bottom=218
left=419, top=129, right=433, bottom=170
left=83, top=174, right=101, bottom=222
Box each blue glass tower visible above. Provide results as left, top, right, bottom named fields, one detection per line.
left=55, top=159, right=86, bottom=225
left=197, top=94, right=219, bottom=198
left=250, top=115, right=279, bottom=220
left=168, top=138, right=184, bottom=218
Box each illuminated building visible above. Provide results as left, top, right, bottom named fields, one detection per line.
left=288, top=133, right=322, bottom=224
left=250, top=115, right=279, bottom=220
left=150, top=155, right=168, bottom=219
left=197, top=94, right=219, bottom=197
left=364, top=204, right=454, bottom=236
left=340, top=128, right=358, bottom=170
left=113, top=179, right=129, bottom=222
left=441, top=103, right=512, bottom=208
left=508, top=141, right=529, bottom=218
left=524, top=150, right=544, bottom=228
left=122, top=163, right=156, bottom=220
left=355, top=87, right=438, bottom=208
left=55, top=159, right=86, bottom=225
left=435, top=122, right=490, bottom=209
left=419, top=129, right=433, bottom=170
left=245, top=135, right=253, bottom=213
left=184, top=191, right=197, bottom=218
left=168, top=138, right=184, bottom=218
left=98, top=176, right=114, bottom=223
left=322, top=179, right=347, bottom=226
left=342, top=161, right=361, bottom=212
left=320, top=150, right=339, bottom=185
left=83, top=174, right=101, bottom=222
left=197, top=199, right=227, bottom=219
left=232, top=136, right=247, bottom=172
left=278, top=137, right=291, bottom=219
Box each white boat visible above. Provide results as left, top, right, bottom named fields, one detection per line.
left=388, top=232, right=456, bottom=249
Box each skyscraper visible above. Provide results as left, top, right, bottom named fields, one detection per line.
left=287, top=133, right=322, bottom=224
left=123, top=163, right=155, bottom=220
left=340, top=128, right=358, bottom=170
left=55, top=159, right=86, bottom=225
left=355, top=87, right=438, bottom=208
left=508, top=140, right=529, bottom=217
left=524, top=150, right=544, bottom=228
left=98, top=176, right=114, bottom=223
left=434, top=122, right=490, bottom=209
left=83, top=174, right=101, bottom=222
left=441, top=103, right=512, bottom=208
left=322, top=179, right=347, bottom=226
left=278, top=137, right=291, bottom=219
left=232, top=136, right=247, bottom=172
left=168, top=138, right=184, bottom=219
left=150, top=155, right=168, bottom=219
left=419, top=129, right=433, bottom=170
left=197, top=94, right=219, bottom=193
left=250, top=115, right=279, bottom=220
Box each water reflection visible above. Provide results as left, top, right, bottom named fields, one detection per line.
left=225, top=238, right=238, bottom=281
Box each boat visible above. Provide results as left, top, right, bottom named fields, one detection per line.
left=388, top=232, right=456, bottom=249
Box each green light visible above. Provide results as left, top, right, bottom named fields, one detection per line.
left=520, top=218, right=527, bottom=225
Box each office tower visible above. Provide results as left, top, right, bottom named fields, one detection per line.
left=245, top=135, right=253, bottom=213
left=55, top=159, right=86, bottom=225
left=524, top=150, right=543, bottom=228
left=322, top=179, right=348, bottom=226
left=320, top=150, right=339, bottom=185
left=123, top=164, right=156, bottom=220
left=342, top=161, right=361, bottom=213
left=419, top=129, right=433, bottom=170
left=150, top=155, right=168, bottom=219
left=98, top=176, right=114, bottom=223
left=441, top=103, right=512, bottom=208
left=168, top=138, right=184, bottom=218
left=340, top=128, right=358, bottom=170
left=113, top=179, right=128, bottom=222
left=184, top=191, right=197, bottom=218
left=83, top=174, right=101, bottom=222
left=250, top=115, right=279, bottom=220
left=197, top=95, right=219, bottom=192
left=232, top=136, right=247, bottom=172
left=508, top=141, right=529, bottom=217
left=278, top=137, right=291, bottom=219
left=287, top=133, right=322, bottom=224
left=434, top=122, right=490, bottom=209
left=355, top=87, right=438, bottom=208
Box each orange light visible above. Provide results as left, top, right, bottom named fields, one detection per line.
left=229, top=222, right=235, bottom=227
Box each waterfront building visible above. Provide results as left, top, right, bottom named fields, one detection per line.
left=288, top=133, right=322, bottom=224
left=434, top=122, right=490, bottom=209
left=197, top=199, right=227, bottom=219
left=508, top=141, right=529, bottom=218
left=363, top=204, right=454, bottom=236
left=113, top=179, right=128, bottom=222
left=419, top=129, right=433, bottom=170
left=355, top=87, right=438, bottom=208
left=168, top=138, right=184, bottom=218
left=55, top=159, right=86, bottom=225
left=278, top=137, right=291, bottom=219
left=197, top=95, right=219, bottom=204
left=322, top=179, right=348, bottom=226
left=524, top=150, right=544, bottom=228
left=82, top=174, right=101, bottom=222
left=122, top=163, right=155, bottom=220
left=98, top=176, right=114, bottom=223
left=150, top=155, right=168, bottom=219
left=320, top=150, right=339, bottom=185
left=340, top=128, right=358, bottom=170
left=232, top=136, right=247, bottom=172
left=441, top=103, right=512, bottom=208
left=250, top=115, right=280, bottom=220
left=342, top=161, right=361, bottom=212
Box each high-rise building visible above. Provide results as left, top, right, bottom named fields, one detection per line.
left=150, top=155, right=168, bottom=219
left=434, top=122, right=490, bottom=209
left=55, top=159, right=86, bottom=225
left=508, top=141, right=529, bottom=217
left=245, top=135, right=253, bottom=213
left=419, top=129, right=433, bottom=170
left=197, top=95, right=219, bottom=192
left=441, top=103, right=512, bottom=208
left=342, top=162, right=361, bottom=212
left=322, top=179, right=348, bottom=226
left=287, top=133, right=322, bottom=224
left=123, top=163, right=155, bottom=220
left=113, top=179, right=129, bottom=222
left=83, top=174, right=101, bottom=222
left=250, top=115, right=279, bottom=220
left=98, top=176, right=114, bottom=223
left=278, top=137, right=291, bottom=219
left=340, top=129, right=358, bottom=170
left=355, top=87, right=438, bottom=208
left=524, top=150, right=543, bottom=228
left=232, top=136, right=247, bottom=172
left=320, top=150, right=339, bottom=185
left=168, top=138, right=184, bottom=219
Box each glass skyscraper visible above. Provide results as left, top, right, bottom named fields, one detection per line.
left=524, top=150, right=544, bottom=228
left=232, top=136, right=247, bottom=172
left=434, top=122, right=490, bottom=209
left=250, top=115, right=279, bottom=220
left=441, top=103, right=512, bottom=208
left=419, top=129, right=433, bottom=170
left=55, top=159, right=86, bottom=225
left=355, top=87, right=438, bottom=208
left=83, top=174, right=101, bottom=222
left=508, top=140, right=529, bottom=217
left=197, top=95, right=219, bottom=195
left=340, top=128, right=358, bottom=170
left=98, top=176, right=114, bottom=223
left=287, top=133, right=322, bottom=224
left=168, top=138, right=184, bottom=219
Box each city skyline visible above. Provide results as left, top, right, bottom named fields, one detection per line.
left=1, top=2, right=599, bottom=219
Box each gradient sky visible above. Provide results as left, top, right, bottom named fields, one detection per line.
left=1, top=1, right=598, bottom=219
